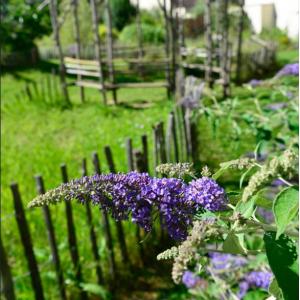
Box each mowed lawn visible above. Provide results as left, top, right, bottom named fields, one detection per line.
left=1, top=67, right=173, bottom=299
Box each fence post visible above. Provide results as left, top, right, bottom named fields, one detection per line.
left=125, top=138, right=134, bottom=171
left=35, top=175, right=67, bottom=300
left=104, top=146, right=130, bottom=265
left=92, top=152, right=116, bottom=280
left=60, top=164, right=87, bottom=300
left=81, top=158, right=104, bottom=285
left=141, top=135, right=149, bottom=172
left=184, top=108, right=193, bottom=161
left=0, top=237, right=16, bottom=300
left=157, top=122, right=167, bottom=164
left=175, top=105, right=186, bottom=162
left=10, top=183, right=45, bottom=300
left=153, top=126, right=160, bottom=175
left=166, top=112, right=179, bottom=162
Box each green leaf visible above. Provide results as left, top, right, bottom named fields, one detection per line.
left=239, top=165, right=255, bottom=189
left=244, top=290, right=268, bottom=300
left=268, top=278, right=283, bottom=299
left=273, top=186, right=299, bottom=239
left=212, top=167, right=227, bottom=180
left=80, top=283, right=111, bottom=299
left=236, top=197, right=256, bottom=218
left=254, top=194, right=273, bottom=209
left=223, top=232, right=247, bottom=255
left=264, top=232, right=299, bottom=300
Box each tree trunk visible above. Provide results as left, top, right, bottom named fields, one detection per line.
left=71, top=0, right=85, bottom=103
left=204, top=0, right=213, bottom=87
left=105, top=0, right=117, bottom=104
left=49, top=0, right=70, bottom=105
left=90, top=0, right=107, bottom=104
left=136, top=0, right=144, bottom=79
left=220, top=0, right=230, bottom=98
left=236, top=0, right=245, bottom=83
left=161, top=0, right=172, bottom=97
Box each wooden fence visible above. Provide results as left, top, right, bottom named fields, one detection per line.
left=1, top=77, right=201, bottom=299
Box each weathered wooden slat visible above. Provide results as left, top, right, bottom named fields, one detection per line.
left=92, top=152, right=116, bottom=280
left=35, top=175, right=66, bottom=300
left=104, top=146, right=130, bottom=265
left=81, top=158, right=104, bottom=285
left=60, top=164, right=87, bottom=300
left=125, top=138, right=134, bottom=171
left=74, top=80, right=169, bottom=90
left=166, top=112, right=179, bottom=162
left=184, top=108, right=193, bottom=161
left=141, top=135, right=149, bottom=172
left=116, top=82, right=169, bottom=88
left=181, top=62, right=222, bottom=73
left=0, top=237, right=16, bottom=300
left=175, top=106, right=186, bottom=162
left=10, top=183, right=45, bottom=300
left=64, top=56, right=100, bottom=66
left=65, top=63, right=100, bottom=71
left=75, top=80, right=105, bottom=89
left=157, top=122, right=167, bottom=164
left=66, top=68, right=101, bottom=78
left=153, top=125, right=160, bottom=175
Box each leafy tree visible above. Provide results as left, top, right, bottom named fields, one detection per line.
left=1, top=0, right=51, bottom=52
left=110, top=0, right=136, bottom=31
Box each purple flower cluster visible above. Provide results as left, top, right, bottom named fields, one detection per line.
left=276, top=63, right=299, bottom=77
left=209, top=253, right=247, bottom=271
left=182, top=271, right=203, bottom=289
left=187, top=177, right=227, bottom=211
left=31, top=172, right=227, bottom=241
left=142, top=178, right=194, bottom=240
left=238, top=271, right=272, bottom=299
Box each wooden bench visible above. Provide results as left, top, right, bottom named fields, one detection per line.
left=64, top=56, right=169, bottom=90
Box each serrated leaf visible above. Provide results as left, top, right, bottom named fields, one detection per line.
left=223, top=232, right=247, bottom=255
left=268, top=278, right=283, bottom=299
left=236, top=197, right=256, bottom=218
left=273, top=186, right=299, bottom=239
left=264, top=232, right=299, bottom=300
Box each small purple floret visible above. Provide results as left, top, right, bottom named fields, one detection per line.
left=182, top=271, right=202, bottom=289
left=276, top=63, right=299, bottom=77
left=209, top=252, right=247, bottom=270
left=187, top=177, right=228, bottom=211
left=238, top=271, right=272, bottom=299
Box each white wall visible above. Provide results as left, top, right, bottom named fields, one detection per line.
left=245, top=0, right=299, bottom=38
